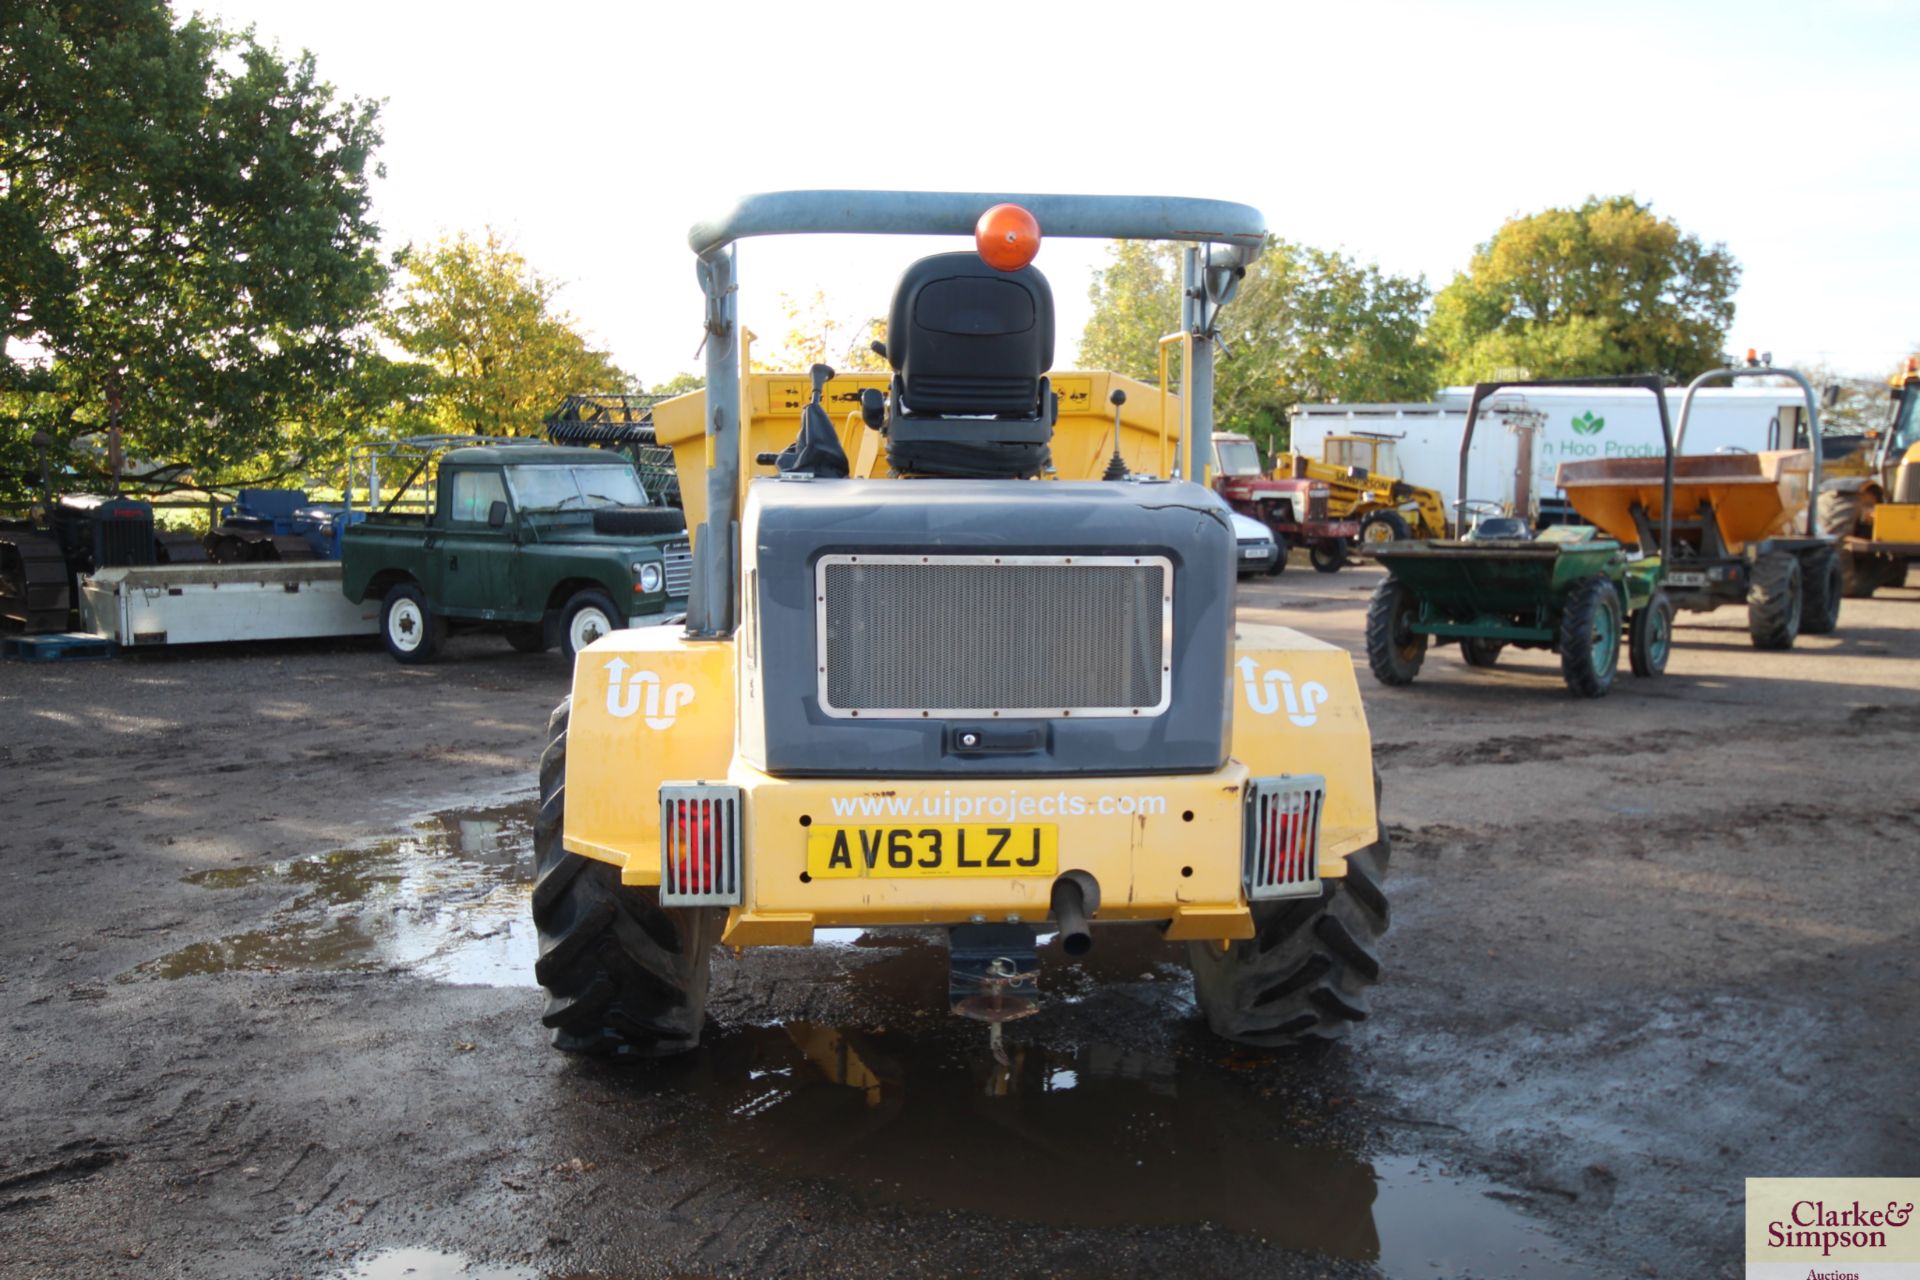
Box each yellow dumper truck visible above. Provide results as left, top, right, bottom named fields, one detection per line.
left=531, top=192, right=1389, bottom=1055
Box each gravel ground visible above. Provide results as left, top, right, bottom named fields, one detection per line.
left=1, top=559, right=1915, bottom=1279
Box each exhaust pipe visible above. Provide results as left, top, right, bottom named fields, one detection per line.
left=1050, top=872, right=1100, bottom=957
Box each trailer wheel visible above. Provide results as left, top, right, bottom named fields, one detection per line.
left=381, top=583, right=443, bottom=664
left=1747, top=551, right=1802, bottom=650
left=1188, top=773, right=1390, bottom=1048
left=1358, top=510, right=1411, bottom=546
left=559, top=589, right=621, bottom=662
left=1629, top=590, right=1674, bottom=677
left=1558, top=575, right=1620, bottom=698
left=1364, top=576, right=1425, bottom=685
left=533, top=697, right=721, bottom=1057
left=1798, top=549, right=1843, bottom=636
left=1460, top=637, right=1504, bottom=668
left=506, top=623, right=551, bottom=654
left=1309, top=540, right=1346, bottom=574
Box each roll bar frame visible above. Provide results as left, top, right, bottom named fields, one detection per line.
left=684, top=191, right=1268, bottom=637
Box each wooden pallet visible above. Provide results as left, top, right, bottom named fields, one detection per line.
left=2, top=632, right=116, bottom=663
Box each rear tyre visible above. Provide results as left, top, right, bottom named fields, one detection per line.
left=1460, top=637, right=1504, bottom=668
left=1309, top=540, right=1346, bottom=574
left=559, top=589, right=621, bottom=662
left=1365, top=575, right=1426, bottom=686
left=1817, top=490, right=1879, bottom=599
left=533, top=697, right=721, bottom=1057
left=1629, top=590, right=1674, bottom=677
left=381, top=583, right=443, bottom=664
left=1188, top=776, right=1390, bottom=1048
left=1358, top=510, right=1412, bottom=547
left=1798, top=549, right=1842, bottom=636
left=1747, top=551, right=1802, bottom=650
left=506, top=623, right=551, bottom=654
left=1558, top=575, right=1621, bottom=698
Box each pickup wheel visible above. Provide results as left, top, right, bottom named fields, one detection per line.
left=533, top=697, right=720, bottom=1057
left=381, top=583, right=443, bottom=664
left=506, top=623, right=551, bottom=654
left=559, top=589, right=621, bottom=662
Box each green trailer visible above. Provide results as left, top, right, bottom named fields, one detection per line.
left=1365, top=376, right=1676, bottom=698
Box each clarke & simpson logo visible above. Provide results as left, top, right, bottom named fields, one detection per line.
left=1746, top=1178, right=1920, bottom=1279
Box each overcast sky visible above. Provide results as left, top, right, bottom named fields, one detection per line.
left=193, top=0, right=1919, bottom=386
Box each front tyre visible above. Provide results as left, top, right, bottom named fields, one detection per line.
left=1629, top=589, right=1674, bottom=677
left=381, top=583, right=443, bottom=664
left=533, top=697, right=721, bottom=1057
left=1798, top=548, right=1842, bottom=636
left=559, top=588, right=621, bottom=662
left=1309, top=539, right=1346, bottom=574
left=1358, top=510, right=1412, bottom=546
left=1747, top=550, right=1802, bottom=650
left=1365, top=576, right=1426, bottom=686
left=1189, top=796, right=1390, bottom=1047
left=1558, top=574, right=1621, bottom=698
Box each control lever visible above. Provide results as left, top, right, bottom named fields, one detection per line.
left=859, top=386, right=886, bottom=432
left=1101, top=388, right=1130, bottom=481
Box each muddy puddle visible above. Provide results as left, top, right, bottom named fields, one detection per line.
left=666, top=1018, right=1599, bottom=1278
left=140, top=801, right=538, bottom=985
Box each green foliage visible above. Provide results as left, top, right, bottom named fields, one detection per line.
left=381, top=230, right=630, bottom=436
left=1428, top=196, right=1739, bottom=384
left=1080, top=238, right=1441, bottom=452
left=650, top=371, right=705, bottom=397
left=1, top=0, right=392, bottom=499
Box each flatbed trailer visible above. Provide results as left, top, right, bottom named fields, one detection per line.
left=79, top=562, right=378, bottom=647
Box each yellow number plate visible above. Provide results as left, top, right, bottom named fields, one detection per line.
left=805, top=824, right=1058, bottom=879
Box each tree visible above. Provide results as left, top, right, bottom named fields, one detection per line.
left=1, top=0, right=391, bottom=499
left=1428, top=196, right=1740, bottom=385
left=381, top=230, right=631, bottom=436
left=649, top=371, right=705, bottom=397
left=750, top=292, right=888, bottom=374
left=1080, top=237, right=1441, bottom=451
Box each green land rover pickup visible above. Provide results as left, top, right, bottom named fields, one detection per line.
left=341, top=444, right=691, bottom=663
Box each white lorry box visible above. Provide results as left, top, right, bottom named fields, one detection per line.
left=1291, top=386, right=1814, bottom=524
left=80, top=562, right=379, bottom=646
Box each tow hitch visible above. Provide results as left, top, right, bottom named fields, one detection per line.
left=948, top=923, right=1039, bottom=1065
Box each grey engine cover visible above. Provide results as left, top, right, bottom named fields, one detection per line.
left=744, top=478, right=1235, bottom=777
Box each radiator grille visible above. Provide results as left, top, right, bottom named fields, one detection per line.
left=663, top=539, right=693, bottom=598
left=817, top=554, right=1171, bottom=718
left=659, top=783, right=742, bottom=906
left=1244, top=775, right=1325, bottom=901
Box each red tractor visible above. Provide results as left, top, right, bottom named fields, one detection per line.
left=1210, top=432, right=1357, bottom=573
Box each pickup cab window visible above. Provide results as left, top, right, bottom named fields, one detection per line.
left=450, top=470, right=509, bottom=524
left=505, top=464, right=647, bottom=511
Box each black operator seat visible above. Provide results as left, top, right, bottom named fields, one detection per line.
left=883, top=252, right=1058, bottom=478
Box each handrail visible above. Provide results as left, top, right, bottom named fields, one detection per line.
left=1457, top=375, right=1675, bottom=565
left=690, top=190, right=1267, bottom=262
left=1673, top=364, right=1826, bottom=538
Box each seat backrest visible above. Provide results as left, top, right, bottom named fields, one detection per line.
left=886, top=253, right=1053, bottom=416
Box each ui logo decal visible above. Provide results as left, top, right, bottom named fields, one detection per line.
left=603, top=657, right=694, bottom=729
left=1238, top=656, right=1330, bottom=727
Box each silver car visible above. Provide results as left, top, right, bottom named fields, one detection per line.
left=1231, top=511, right=1281, bottom=576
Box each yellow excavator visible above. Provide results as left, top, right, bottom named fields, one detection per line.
left=1280, top=432, right=1449, bottom=546
left=1818, top=357, right=1920, bottom=596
